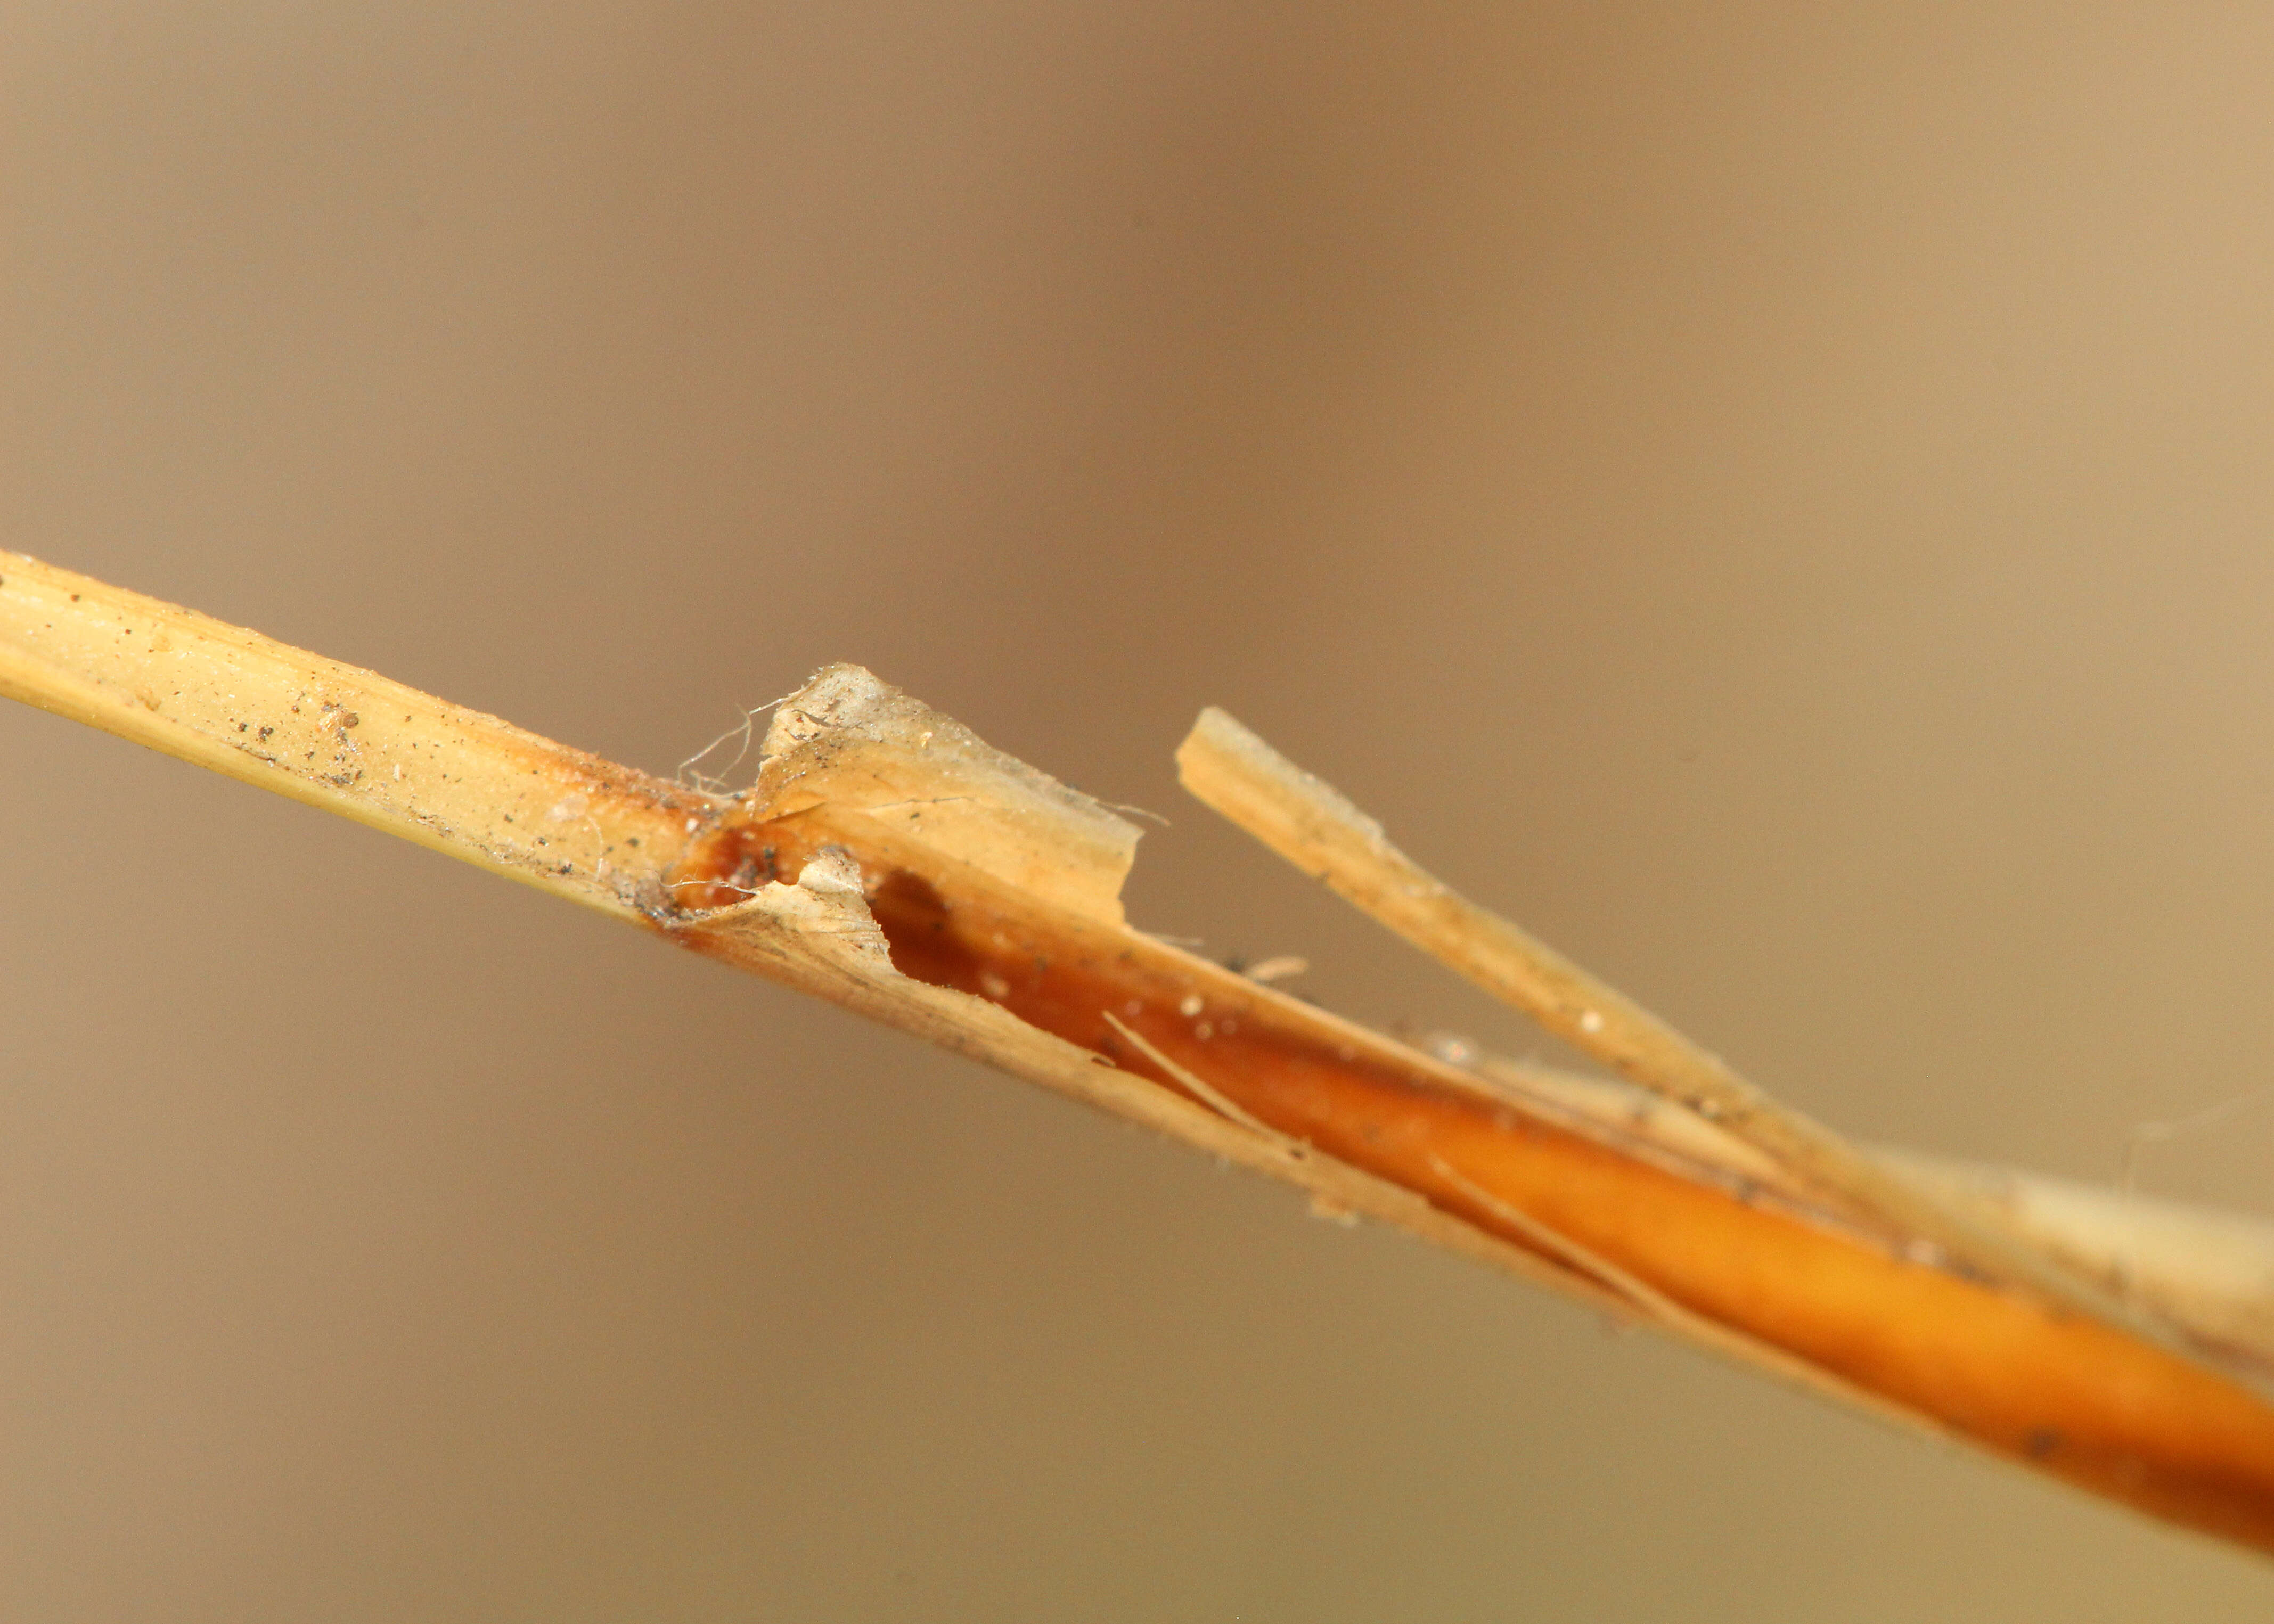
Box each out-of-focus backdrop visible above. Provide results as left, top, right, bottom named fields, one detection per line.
left=8, top=5, right=2274, bottom=1618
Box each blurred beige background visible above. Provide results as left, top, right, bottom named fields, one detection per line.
left=7, top=4, right=2274, bottom=1618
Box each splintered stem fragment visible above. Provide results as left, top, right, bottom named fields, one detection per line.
left=10, top=548, right=2274, bottom=1559
left=1172, top=706, right=2152, bottom=1334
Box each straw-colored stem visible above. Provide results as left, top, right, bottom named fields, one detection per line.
left=0, top=552, right=714, bottom=918
left=10, top=548, right=2274, bottom=1556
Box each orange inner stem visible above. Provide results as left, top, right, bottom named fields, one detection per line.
left=668, top=805, right=2274, bottom=1555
